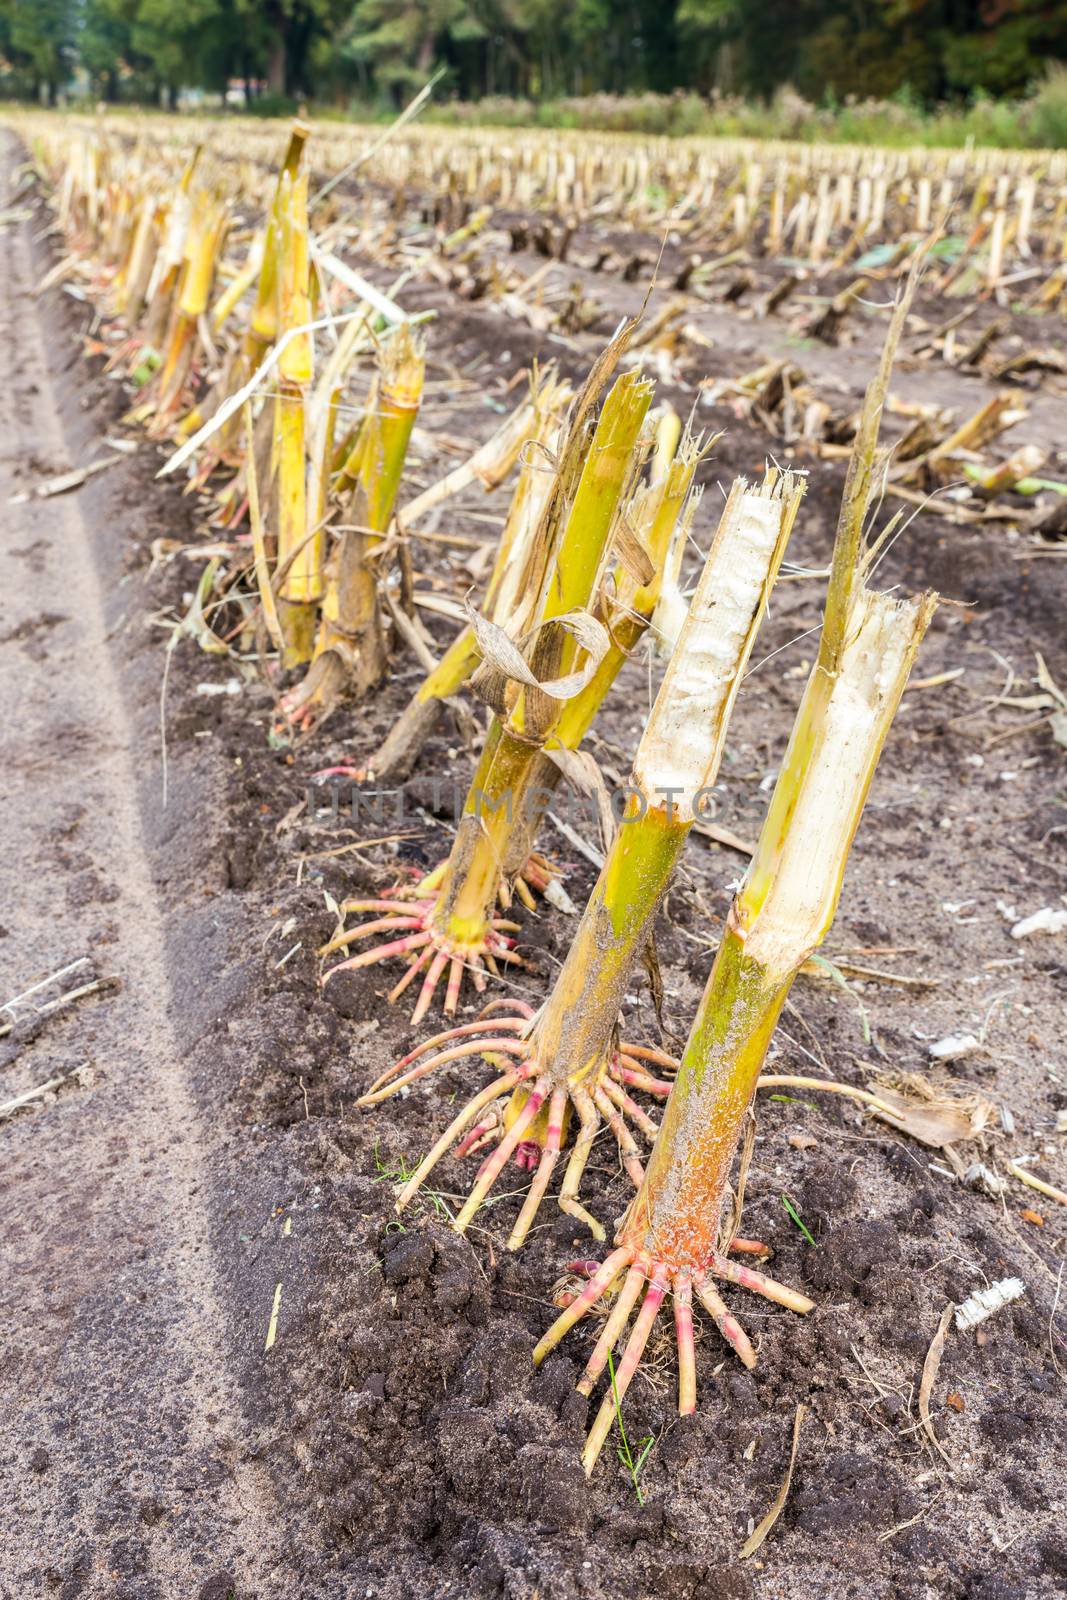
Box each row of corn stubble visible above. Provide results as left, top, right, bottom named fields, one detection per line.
left=23, top=114, right=942, bottom=1487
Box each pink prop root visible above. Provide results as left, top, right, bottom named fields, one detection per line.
left=533, top=1246, right=815, bottom=1473
left=377, top=1014, right=674, bottom=1248
left=319, top=896, right=524, bottom=1024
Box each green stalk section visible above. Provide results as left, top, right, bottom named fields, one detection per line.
left=527, top=800, right=688, bottom=1085
left=533, top=371, right=652, bottom=664
left=432, top=730, right=537, bottom=945
left=621, top=922, right=793, bottom=1264
left=431, top=370, right=653, bottom=949
left=621, top=587, right=935, bottom=1269
left=520, top=470, right=802, bottom=1099
left=355, top=337, right=422, bottom=536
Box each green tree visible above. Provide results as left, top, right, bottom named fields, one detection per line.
left=0, top=0, right=77, bottom=100
left=0, top=0, right=1059, bottom=115
left=81, top=0, right=133, bottom=98
left=345, top=0, right=473, bottom=100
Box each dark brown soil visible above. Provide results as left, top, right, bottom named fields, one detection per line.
left=2, top=130, right=1064, bottom=1600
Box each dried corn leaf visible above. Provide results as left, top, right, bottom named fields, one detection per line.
left=868, top=1074, right=996, bottom=1149
left=918, top=1303, right=954, bottom=1464
left=739, top=1404, right=807, bottom=1560
left=465, top=601, right=609, bottom=714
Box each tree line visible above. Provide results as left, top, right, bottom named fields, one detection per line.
left=2, top=1, right=1065, bottom=111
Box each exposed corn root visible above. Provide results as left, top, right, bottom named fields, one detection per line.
left=533, top=1244, right=814, bottom=1473
left=373, top=1009, right=674, bottom=1246
left=505, top=850, right=564, bottom=913
left=274, top=652, right=349, bottom=735
left=319, top=897, right=524, bottom=1025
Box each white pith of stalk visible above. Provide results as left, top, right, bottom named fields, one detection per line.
left=742, top=587, right=930, bottom=979
left=649, top=491, right=691, bottom=657
left=633, top=473, right=802, bottom=819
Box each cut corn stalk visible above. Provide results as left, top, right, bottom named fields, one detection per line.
left=282, top=323, right=426, bottom=717
left=371, top=469, right=801, bottom=1246
left=535, top=271, right=939, bottom=1475
left=320, top=329, right=650, bottom=1021
left=143, top=193, right=228, bottom=434
left=273, top=169, right=319, bottom=667
left=363, top=369, right=572, bottom=783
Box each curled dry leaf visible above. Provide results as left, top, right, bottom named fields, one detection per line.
left=868, top=1073, right=997, bottom=1150
left=465, top=599, right=610, bottom=717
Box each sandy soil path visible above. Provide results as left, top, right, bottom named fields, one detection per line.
left=0, top=133, right=289, bottom=1600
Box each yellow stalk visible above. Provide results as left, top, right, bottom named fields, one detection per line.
left=243, top=402, right=284, bottom=651
left=250, top=213, right=280, bottom=351
left=276, top=173, right=313, bottom=388
left=270, top=167, right=319, bottom=663
left=650, top=405, right=682, bottom=485
left=524, top=470, right=802, bottom=1095
left=211, top=231, right=263, bottom=329
left=275, top=383, right=319, bottom=606
left=434, top=367, right=653, bottom=947
left=119, top=198, right=156, bottom=323
left=178, top=199, right=228, bottom=320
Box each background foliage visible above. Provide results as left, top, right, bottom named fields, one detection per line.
left=1, top=1, right=1065, bottom=145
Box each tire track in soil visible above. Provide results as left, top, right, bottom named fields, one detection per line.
left=0, top=135, right=285, bottom=1598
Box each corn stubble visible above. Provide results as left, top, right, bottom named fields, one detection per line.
left=35, top=118, right=441, bottom=718
left=28, top=112, right=955, bottom=1483
left=350, top=268, right=937, bottom=1476
left=320, top=325, right=664, bottom=1023
left=370, top=469, right=802, bottom=1247
left=534, top=276, right=938, bottom=1471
